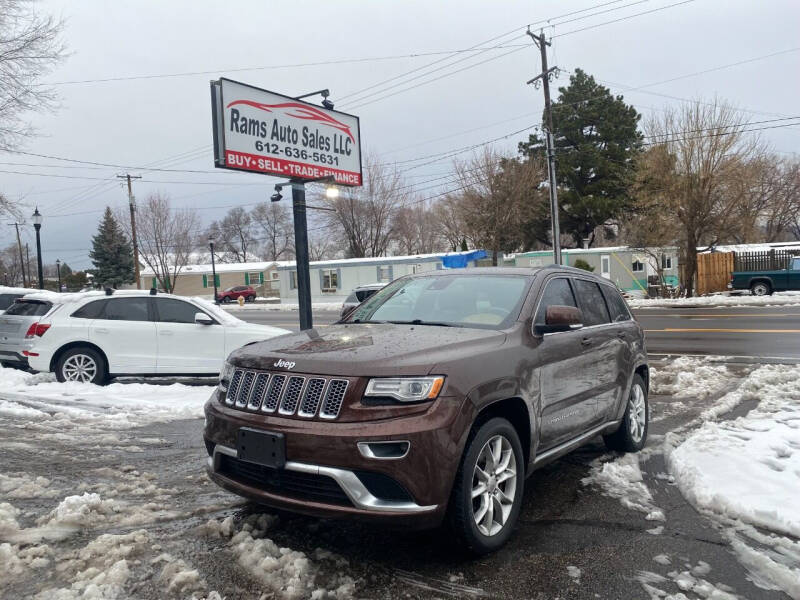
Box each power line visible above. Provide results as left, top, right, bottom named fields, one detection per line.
left=552, top=0, right=698, bottom=39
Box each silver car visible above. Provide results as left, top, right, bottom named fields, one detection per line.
left=0, top=297, right=56, bottom=368
left=340, top=283, right=386, bottom=319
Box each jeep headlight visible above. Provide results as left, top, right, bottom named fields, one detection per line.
left=364, top=376, right=445, bottom=403
left=219, top=361, right=234, bottom=391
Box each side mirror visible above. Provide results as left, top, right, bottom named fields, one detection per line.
left=195, top=312, right=214, bottom=325
left=535, top=305, right=583, bottom=335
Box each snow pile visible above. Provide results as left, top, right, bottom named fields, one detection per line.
left=0, top=541, right=51, bottom=580
left=32, top=529, right=150, bottom=600
left=666, top=363, right=800, bottom=597
left=582, top=454, right=665, bottom=526
left=629, top=291, right=800, bottom=309
left=153, top=553, right=206, bottom=596
left=636, top=560, right=738, bottom=600
left=0, top=473, right=57, bottom=499
left=650, top=356, right=734, bottom=399
left=199, top=514, right=355, bottom=599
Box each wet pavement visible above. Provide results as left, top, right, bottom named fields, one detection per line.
left=0, top=360, right=793, bottom=599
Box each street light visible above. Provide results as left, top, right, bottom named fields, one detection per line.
left=32, top=207, right=43, bottom=289
left=209, top=238, right=219, bottom=304
left=56, top=259, right=62, bottom=292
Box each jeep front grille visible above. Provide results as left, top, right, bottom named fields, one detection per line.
left=223, top=369, right=349, bottom=420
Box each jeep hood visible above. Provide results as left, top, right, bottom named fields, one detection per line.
left=228, top=323, right=507, bottom=377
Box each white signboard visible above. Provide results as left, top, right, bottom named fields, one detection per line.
left=211, top=78, right=362, bottom=186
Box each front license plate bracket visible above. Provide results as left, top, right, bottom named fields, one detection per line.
left=237, top=428, right=286, bottom=468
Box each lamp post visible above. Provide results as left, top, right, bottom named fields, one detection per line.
left=209, top=238, right=219, bottom=304
left=56, top=259, right=62, bottom=292
left=32, top=207, right=44, bottom=289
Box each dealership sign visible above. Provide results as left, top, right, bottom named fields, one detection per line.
left=210, top=78, right=362, bottom=186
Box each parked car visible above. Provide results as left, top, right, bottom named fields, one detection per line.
left=204, top=266, right=648, bottom=554
left=0, top=296, right=57, bottom=368
left=0, top=286, right=37, bottom=315
left=24, top=290, right=290, bottom=384
left=217, top=285, right=257, bottom=303
left=339, top=283, right=386, bottom=318
left=729, top=256, right=800, bottom=296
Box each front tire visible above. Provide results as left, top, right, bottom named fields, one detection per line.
left=750, top=281, right=770, bottom=296
left=56, top=347, right=107, bottom=385
left=448, top=417, right=524, bottom=555
left=222, top=296, right=231, bottom=304
left=246, top=295, right=255, bottom=303
left=604, top=374, right=648, bottom=452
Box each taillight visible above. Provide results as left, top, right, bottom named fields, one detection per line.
left=24, top=323, right=51, bottom=338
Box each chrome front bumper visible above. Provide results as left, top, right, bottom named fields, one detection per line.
left=209, top=444, right=437, bottom=514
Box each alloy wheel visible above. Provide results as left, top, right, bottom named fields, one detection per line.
left=628, top=383, right=647, bottom=443
left=752, top=283, right=768, bottom=296
left=62, top=354, right=97, bottom=383
left=471, top=434, right=517, bottom=536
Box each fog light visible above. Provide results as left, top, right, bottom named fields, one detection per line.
left=357, top=441, right=410, bottom=459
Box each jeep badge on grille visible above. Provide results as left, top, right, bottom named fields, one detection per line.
left=273, top=359, right=296, bottom=370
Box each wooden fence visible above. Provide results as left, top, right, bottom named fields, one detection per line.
left=733, top=249, right=800, bottom=272
left=696, top=252, right=734, bottom=296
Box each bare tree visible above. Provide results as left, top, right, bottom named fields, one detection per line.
left=725, top=156, right=800, bottom=243
left=322, top=157, right=410, bottom=257
left=205, top=206, right=255, bottom=262
left=0, top=0, right=66, bottom=150
left=642, top=99, right=763, bottom=296
left=448, top=148, right=546, bottom=265
left=0, top=243, right=24, bottom=285
left=393, top=203, right=445, bottom=255
left=251, top=202, right=294, bottom=261
left=432, top=195, right=467, bottom=251
left=120, top=193, right=200, bottom=293
left=307, top=231, right=337, bottom=261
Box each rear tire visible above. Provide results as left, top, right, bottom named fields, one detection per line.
left=246, top=295, right=255, bottom=303
left=55, top=347, right=107, bottom=385
left=448, top=417, right=524, bottom=555
left=604, top=374, right=648, bottom=452
left=750, top=281, right=770, bottom=296
left=222, top=296, right=231, bottom=304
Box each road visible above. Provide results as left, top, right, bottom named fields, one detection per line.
left=232, top=304, right=800, bottom=360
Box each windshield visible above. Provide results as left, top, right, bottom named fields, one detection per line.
left=346, top=274, right=531, bottom=329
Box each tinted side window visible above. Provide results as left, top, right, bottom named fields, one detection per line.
left=601, top=285, right=632, bottom=322
left=534, top=278, right=577, bottom=325
left=156, top=298, right=204, bottom=324
left=104, top=298, right=150, bottom=322
left=572, top=279, right=611, bottom=326
left=4, top=301, right=52, bottom=317
left=72, top=300, right=107, bottom=319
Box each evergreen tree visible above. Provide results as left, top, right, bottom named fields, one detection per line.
left=460, top=238, right=468, bottom=252
left=89, top=207, right=134, bottom=287
left=519, top=69, right=642, bottom=247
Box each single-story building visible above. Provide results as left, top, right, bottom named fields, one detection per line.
left=277, top=250, right=488, bottom=304
left=140, top=260, right=289, bottom=297
left=507, top=246, right=680, bottom=294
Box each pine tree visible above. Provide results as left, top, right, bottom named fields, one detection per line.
left=519, top=68, right=642, bottom=247
left=89, top=207, right=135, bottom=287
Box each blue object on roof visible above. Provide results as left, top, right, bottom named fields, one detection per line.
left=440, top=250, right=488, bottom=268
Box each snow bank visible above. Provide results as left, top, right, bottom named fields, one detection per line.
left=225, top=301, right=342, bottom=313
left=666, top=363, right=800, bottom=597
left=0, top=364, right=214, bottom=432
left=650, top=356, right=734, bottom=399
left=629, top=291, right=800, bottom=309
left=582, top=454, right=665, bottom=524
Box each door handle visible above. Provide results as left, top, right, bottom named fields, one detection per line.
left=94, top=328, right=109, bottom=334
left=581, top=336, right=592, bottom=346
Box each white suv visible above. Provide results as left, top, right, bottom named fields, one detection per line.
left=24, top=290, right=290, bottom=384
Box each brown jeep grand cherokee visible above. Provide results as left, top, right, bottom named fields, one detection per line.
left=204, top=266, right=648, bottom=553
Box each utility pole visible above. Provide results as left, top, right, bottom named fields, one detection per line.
left=526, top=27, right=562, bottom=265
left=291, top=181, right=313, bottom=331
left=25, top=243, right=31, bottom=285
left=9, top=223, right=27, bottom=286
left=118, top=174, right=142, bottom=288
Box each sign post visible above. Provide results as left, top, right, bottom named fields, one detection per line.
left=211, top=78, right=362, bottom=330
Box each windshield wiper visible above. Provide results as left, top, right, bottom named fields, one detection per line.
left=387, top=319, right=458, bottom=327
left=350, top=319, right=388, bottom=324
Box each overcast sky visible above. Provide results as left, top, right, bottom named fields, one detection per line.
left=2, top=0, right=799, bottom=270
